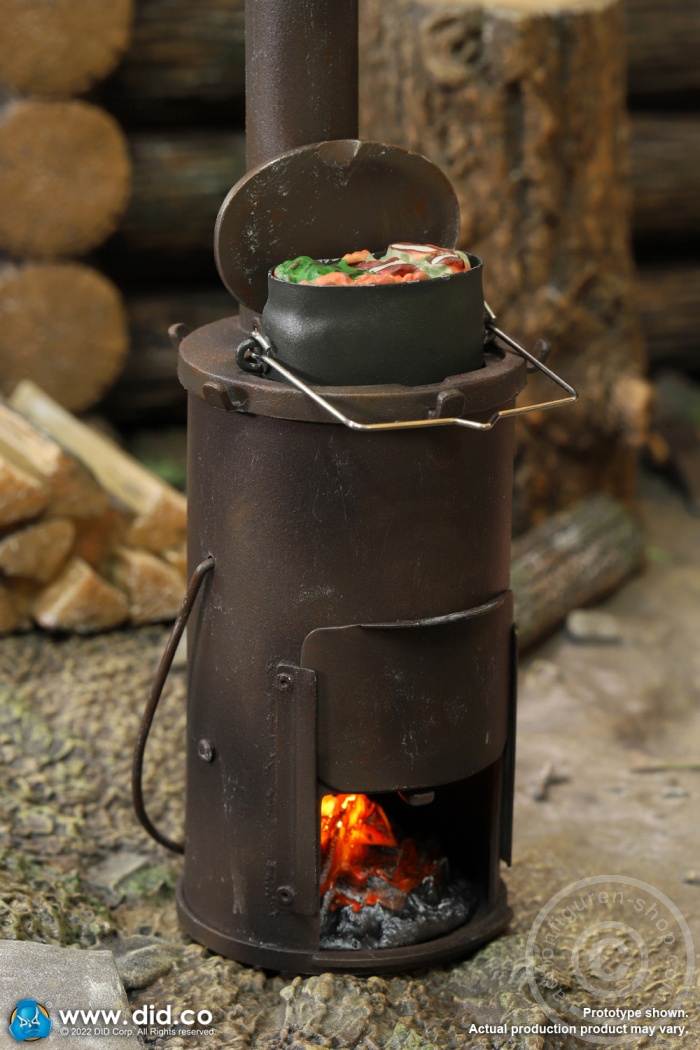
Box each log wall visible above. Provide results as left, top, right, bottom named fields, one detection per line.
left=92, top=0, right=700, bottom=428
left=6, top=0, right=694, bottom=521
left=625, top=0, right=700, bottom=375
left=0, top=1, right=134, bottom=411
left=92, top=0, right=661, bottom=532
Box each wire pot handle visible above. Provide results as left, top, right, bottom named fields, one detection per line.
left=132, top=555, right=214, bottom=854
left=236, top=311, right=577, bottom=433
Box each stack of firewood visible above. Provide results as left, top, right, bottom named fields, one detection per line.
left=0, top=381, right=186, bottom=634
left=626, top=0, right=700, bottom=375
left=0, top=0, right=134, bottom=413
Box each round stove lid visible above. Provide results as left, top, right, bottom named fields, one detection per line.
left=214, top=139, right=460, bottom=313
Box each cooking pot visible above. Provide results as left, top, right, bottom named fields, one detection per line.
left=259, top=254, right=484, bottom=386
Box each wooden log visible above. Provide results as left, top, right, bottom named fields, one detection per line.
left=0, top=580, right=33, bottom=633
left=102, top=117, right=699, bottom=261
left=162, top=544, right=187, bottom=579
left=101, top=289, right=234, bottom=424
left=101, top=0, right=244, bottom=124
left=0, top=453, right=49, bottom=529
left=10, top=381, right=187, bottom=554
left=0, top=0, right=134, bottom=97
left=0, top=262, right=129, bottom=413
left=110, top=547, right=185, bottom=625
left=32, top=557, right=129, bottom=633
left=513, top=494, right=645, bottom=650
left=115, top=130, right=245, bottom=255
left=625, top=0, right=700, bottom=99
left=72, top=507, right=130, bottom=573
left=635, top=266, right=700, bottom=373
left=0, top=99, right=131, bottom=257
left=630, top=116, right=700, bottom=241
left=0, top=517, right=75, bottom=583
left=0, top=400, right=106, bottom=519
left=359, top=0, right=647, bottom=528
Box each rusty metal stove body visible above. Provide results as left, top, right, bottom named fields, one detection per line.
left=133, top=0, right=576, bottom=974
left=171, top=322, right=525, bottom=973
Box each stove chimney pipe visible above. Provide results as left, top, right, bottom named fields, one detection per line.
left=245, top=0, right=359, bottom=169
left=241, top=0, right=359, bottom=333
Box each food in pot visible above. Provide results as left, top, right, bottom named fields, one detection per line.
left=274, top=243, right=472, bottom=286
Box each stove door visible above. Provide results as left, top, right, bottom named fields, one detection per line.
left=302, top=591, right=512, bottom=794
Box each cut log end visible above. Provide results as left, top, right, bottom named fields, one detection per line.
left=0, top=263, right=129, bottom=413
left=0, top=0, right=134, bottom=97
left=111, top=547, right=185, bottom=625
left=11, top=380, right=187, bottom=554
left=0, top=99, right=131, bottom=257
left=0, top=454, right=48, bottom=529
left=33, top=557, right=130, bottom=633
left=0, top=517, right=75, bottom=583
left=0, top=384, right=191, bottom=635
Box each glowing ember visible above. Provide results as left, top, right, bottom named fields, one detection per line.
left=320, top=793, right=440, bottom=912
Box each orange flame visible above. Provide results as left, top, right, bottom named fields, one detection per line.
left=320, top=793, right=439, bottom=911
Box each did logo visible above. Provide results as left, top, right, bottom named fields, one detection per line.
left=8, top=1000, right=52, bottom=1042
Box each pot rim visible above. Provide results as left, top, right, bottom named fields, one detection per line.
left=267, top=252, right=483, bottom=291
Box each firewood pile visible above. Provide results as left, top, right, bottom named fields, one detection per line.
left=626, top=0, right=700, bottom=375
left=0, top=381, right=186, bottom=635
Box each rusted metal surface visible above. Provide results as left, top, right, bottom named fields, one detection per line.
left=178, top=316, right=527, bottom=424
left=305, top=593, right=513, bottom=793
left=214, top=140, right=460, bottom=313
left=173, top=333, right=523, bottom=971
left=244, top=0, right=358, bottom=171
left=238, top=0, right=359, bottom=333
left=136, top=0, right=540, bottom=975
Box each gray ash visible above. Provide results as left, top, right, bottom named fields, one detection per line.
left=320, top=868, right=478, bottom=951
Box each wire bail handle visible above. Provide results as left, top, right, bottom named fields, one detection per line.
left=236, top=305, right=577, bottom=432
left=132, top=555, right=215, bottom=853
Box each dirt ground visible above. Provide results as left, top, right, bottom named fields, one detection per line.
left=0, top=469, right=698, bottom=1049
left=514, top=470, right=700, bottom=924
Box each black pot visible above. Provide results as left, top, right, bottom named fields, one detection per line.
left=260, top=253, right=484, bottom=386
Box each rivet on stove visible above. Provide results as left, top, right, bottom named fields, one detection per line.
left=275, top=672, right=293, bottom=692
left=197, top=739, right=215, bottom=762
left=276, top=886, right=295, bottom=906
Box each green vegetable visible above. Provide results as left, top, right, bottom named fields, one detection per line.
left=274, top=256, right=363, bottom=283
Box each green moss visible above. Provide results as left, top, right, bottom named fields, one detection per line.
left=119, top=864, right=178, bottom=901
left=0, top=850, right=115, bottom=946
left=387, top=1023, right=439, bottom=1050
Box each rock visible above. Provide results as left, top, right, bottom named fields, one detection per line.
left=522, top=658, right=560, bottom=693
left=530, top=762, right=570, bottom=803
left=118, top=863, right=178, bottom=901
left=108, top=934, right=180, bottom=990
left=0, top=941, right=142, bottom=1047
left=565, top=609, right=623, bottom=644
left=86, top=850, right=151, bottom=905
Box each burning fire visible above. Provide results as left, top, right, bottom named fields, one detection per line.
left=320, top=793, right=440, bottom=912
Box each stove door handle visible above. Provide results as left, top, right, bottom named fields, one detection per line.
left=132, top=555, right=215, bottom=854
left=237, top=324, right=577, bottom=432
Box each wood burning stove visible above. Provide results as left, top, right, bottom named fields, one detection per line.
left=132, top=0, right=576, bottom=975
